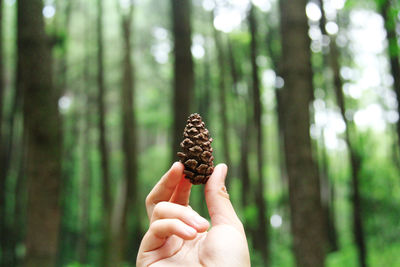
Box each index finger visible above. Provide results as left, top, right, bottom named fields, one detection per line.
left=145, top=162, right=184, bottom=219
left=204, top=164, right=243, bottom=232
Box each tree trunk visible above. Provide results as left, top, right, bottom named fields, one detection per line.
left=199, top=37, right=211, bottom=124
left=0, top=0, right=6, bottom=264
left=171, top=0, right=194, bottom=161
left=96, top=0, right=112, bottom=265
left=77, top=8, right=92, bottom=262
left=319, top=129, right=339, bottom=252
left=380, top=0, right=400, bottom=159
left=56, top=0, right=72, bottom=96
left=17, top=0, right=62, bottom=266
left=279, top=0, right=327, bottom=266
left=248, top=5, right=269, bottom=265
left=329, top=34, right=367, bottom=267
left=1, top=4, right=24, bottom=262
left=239, top=107, right=251, bottom=208
left=110, top=4, right=141, bottom=265
left=316, top=0, right=339, bottom=253
left=13, top=133, right=27, bottom=266
left=265, top=19, right=288, bottom=188
left=226, top=37, right=251, bottom=207
left=212, top=14, right=232, bottom=176
left=77, top=102, right=92, bottom=264
left=0, top=0, right=3, bottom=142
left=197, top=32, right=211, bottom=217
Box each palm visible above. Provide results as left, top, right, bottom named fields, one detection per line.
left=150, top=225, right=247, bottom=266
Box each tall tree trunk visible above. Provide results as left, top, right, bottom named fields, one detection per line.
left=13, top=132, right=27, bottom=266
left=0, top=0, right=3, bottom=144
left=379, top=0, right=400, bottom=156
left=212, top=13, right=232, bottom=176
left=265, top=20, right=288, bottom=188
left=18, top=0, right=62, bottom=266
left=121, top=10, right=141, bottom=263
left=1, top=4, right=23, bottom=263
left=329, top=35, right=367, bottom=267
left=316, top=0, right=339, bottom=253
left=1, top=90, right=23, bottom=267
left=96, top=0, right=112, bottom=265
left=77, top=102, right=92, bottom=264
left=110, top=3, right=141, bottom=265
left=239, top=107, right=251, bottom=208
left=56, top=0, right=72, bottom=96
left=0, top=0, right=6, bottom=264
left=390, top=124, right=400, bottom=171
left=171, top=0, right=194, bottom=161
left=56, top=0, right=76, bottom=265
left=227, top=37, right=251, bottom=207
left=279, top=0, right=327, bottom=266
left=77, top=7, right=92, bottom=262
left=319, top=129, right=339, bottom=252
left=248, top=5, right=269, bottom=265
left=199, top=37, right=211, bottom=124
left=197, top=30, right=211, bottom=217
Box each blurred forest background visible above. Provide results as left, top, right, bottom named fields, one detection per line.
left=1, top=0, right=400, bottom=266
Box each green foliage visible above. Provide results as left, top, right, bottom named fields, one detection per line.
left=1, top=0, right=400, bottom=266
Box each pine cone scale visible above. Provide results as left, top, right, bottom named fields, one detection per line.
left=177, top=113, right=214, bottom=185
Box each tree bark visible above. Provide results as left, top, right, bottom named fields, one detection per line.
left=316, top=0, right=339, bottom=253
left=56, top=0, right=75, bottom=264
left=0, top=0, right=6, bottom=264
left=248, top=5, right=269, bottom=265
left=199, top=37, right=211, bottom=124
left=279, top=0, right=327, bottom=266
left=379, top=0, right=400, bottom=159
left=96, top=0, right=112, bottom=265
left=171, top=0, right=194, bottom=161
left=17, top=0, right=62, bottom=266
left=77, top=7, right=92, bottom=262
left=56, top=0, right=72, bottom=96
left=1, top=3, right=24, bottom=263
left=110, top=3, right=141, bottom=265
left=77, top=102, right=92, bottom=264
left=0, top=0, right=3, bottom=142
left=239, top=107, right=251, bottom=208
left=212, top=13, right=232, bottom=176
left=265, top=19, right=288, bottom=188
left=226, top=37, right=251, bottom=207
left=319, top=129, right=338, bottom=252
left=329, top=35, right=367, bottom=267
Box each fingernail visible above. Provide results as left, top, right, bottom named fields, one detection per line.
left=184, top=225, right=197, bottom=236
left=194, top=216, right=209, bottom=227
left=171, top=162, right=179, bottom=168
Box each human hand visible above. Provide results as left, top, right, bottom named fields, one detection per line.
left=136, top=162, right=250, bottom=267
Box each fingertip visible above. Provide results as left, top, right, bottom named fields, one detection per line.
left=172, top=161, right=184, bottom=171
left=206, top=163, right=228, bottom=188
left=169, top=162, right=184, bottom=178
left=216, top=163, right=228, bottom=175
left=183, top=225, right=197, bottom=238
left=217, top=163, right=228, bottom=170
left=198, top=220, right=210, bottom=233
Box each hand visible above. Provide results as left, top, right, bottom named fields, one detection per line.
left=136, top=162, right=250, bottom=267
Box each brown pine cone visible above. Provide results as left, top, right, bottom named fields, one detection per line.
left=177, top=113, right=214, bottom=184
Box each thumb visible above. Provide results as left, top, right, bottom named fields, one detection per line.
left=204, top=164, right=242, bottom=230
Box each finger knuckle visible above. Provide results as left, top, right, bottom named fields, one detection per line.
left=219, top=191, right=230, bottom=200
left=153, top=201, right=169, bottom=215
left=149, top=219, right=163, bottom=232
left=145, top=194, right=152, bottom=207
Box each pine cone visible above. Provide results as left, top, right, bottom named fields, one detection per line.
left=177, top=113, right=214, bottom=184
